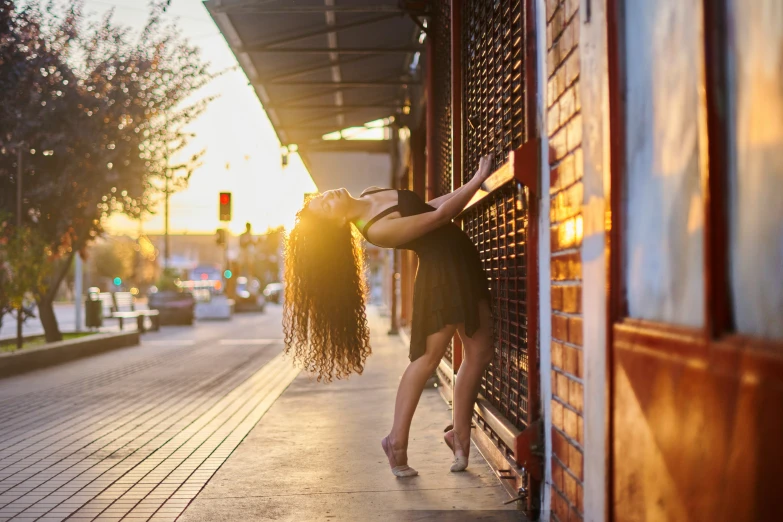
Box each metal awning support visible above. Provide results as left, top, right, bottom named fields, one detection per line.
left=236, top=46, right=422, bottom=54
left=265, top=102, right=400, bottom=110
left=407, top=13, right=429, bottom=36
left=269, top=78, right=407, bottom=107
left=210, top=4, right=425, bottom=15
left=284, top=105, right=396, bottom=127
left=268, top=80, right=416, bottom=86
left=243, top=13, right=400, bottom=50
left=303, top=139, right=391, bottom=153
left=261, top=55, right=377, bottom=82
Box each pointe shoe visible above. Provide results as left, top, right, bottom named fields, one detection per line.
left=381, top=436, right=418, bottom=478
left=445, top=430, right=469, bottom=472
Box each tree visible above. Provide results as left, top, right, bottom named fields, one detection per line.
left=0, top=1, right=213, bottom=341
left=90, top=239, right=136, bottom=286
left=0, top=218, right=51, bottom=348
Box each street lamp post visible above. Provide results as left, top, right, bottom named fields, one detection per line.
left=164, top=174, right=170, bottom=270
left=163, top=113, right=171, bottom=271
left=16, top=146, right=23, bottom=350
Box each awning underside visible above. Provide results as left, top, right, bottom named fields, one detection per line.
left=206, top=0, right=425, bottom=147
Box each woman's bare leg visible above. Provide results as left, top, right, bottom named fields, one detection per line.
left=450, top=300, right=494, bottom=462
left=385, top=324, right=456, bottom=469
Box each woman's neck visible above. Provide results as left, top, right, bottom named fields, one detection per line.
left=345, top=195, right=373, bottom=223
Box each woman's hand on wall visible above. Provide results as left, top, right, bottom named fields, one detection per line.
left=476, top=154, right=495, bottom=183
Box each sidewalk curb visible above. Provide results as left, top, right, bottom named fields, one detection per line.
left=0, top=331, right=140, bottom=379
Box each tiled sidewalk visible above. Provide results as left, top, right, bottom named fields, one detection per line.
left=180, top=309, right=522, bottom=521
left=0, top=332, right=298, bottom=522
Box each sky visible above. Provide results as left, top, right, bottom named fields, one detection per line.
left=63, top=0, right=318, bottom=235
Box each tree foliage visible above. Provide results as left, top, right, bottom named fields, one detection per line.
left=91, top=238, right=136, bottom=284
left=0, top=217, right=51, bottom=331
left=0, top=0, right=214, bottom=341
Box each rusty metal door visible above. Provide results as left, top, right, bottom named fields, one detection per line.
left=606, top=0, right=783, bottom=520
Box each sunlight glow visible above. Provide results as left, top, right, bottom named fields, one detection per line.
left=66, top=0, right=319, bottom=236
left=320, top=118, right=392, bottom=141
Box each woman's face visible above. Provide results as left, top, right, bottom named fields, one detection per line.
left=307, top=188, right=351, bottom=223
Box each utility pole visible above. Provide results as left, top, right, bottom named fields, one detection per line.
left=163, top=113, right=170, bottom=271
left=16, top=147, right=23, bottom=350
left=164, top=174, right=170, bottom=270
left=74, top=254, right=83, bottom=332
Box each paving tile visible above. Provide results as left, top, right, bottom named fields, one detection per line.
left=0, top=338, right=292, bottom=522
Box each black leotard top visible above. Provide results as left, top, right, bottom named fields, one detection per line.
left=359, top=188, right=491, bottom=362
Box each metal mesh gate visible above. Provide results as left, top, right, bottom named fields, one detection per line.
left=461, top=0, right=533, bottom=432
left=462, top=0, right=526, bottom=182
left=439, top=0, right=539, bottom=511
left=462, top=183, right=531, bottom=431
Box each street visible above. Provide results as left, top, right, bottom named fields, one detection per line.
left=0, top=305, right=298, bottom=521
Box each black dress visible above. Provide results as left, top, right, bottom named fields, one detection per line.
left=360, top=189, right=492, bottom=362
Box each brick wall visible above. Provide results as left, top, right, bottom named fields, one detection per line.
left=546, top=0, right=584, bottom=521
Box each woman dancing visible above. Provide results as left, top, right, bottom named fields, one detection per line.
left=283, top=154, right=495, bottom=477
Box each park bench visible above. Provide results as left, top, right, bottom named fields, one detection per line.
left=114, top=292, right=160, bottom=333
left=97, top=292, right=160, bottom=333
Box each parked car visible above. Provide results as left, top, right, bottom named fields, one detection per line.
left=234, top=277, right=264, bottom=312
left=263, top=282, right=284, bottom=304
left=147, top=289, right=196, bottom=325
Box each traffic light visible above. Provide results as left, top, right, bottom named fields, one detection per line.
left=219, top=192, right=232, bottom=221
left=215, top=228, right=226, bottom=246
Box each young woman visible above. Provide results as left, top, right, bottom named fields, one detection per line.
left=283, top=154, right=496, bottom=477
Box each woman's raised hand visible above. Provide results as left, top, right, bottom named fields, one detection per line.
left=477, top=154, right=495, bottom=182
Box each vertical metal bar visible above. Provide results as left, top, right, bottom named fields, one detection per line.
left=16, top=147, right=23, bottom=350
left=605, top=0, right=626, bottom=516
left=390, top=123, right=401, bottom=335
left=523, top=0, right=541, bottom=515
left=702, top=0, right=732, bottom=338
left=451, top=0, right=464, bottom=373
left=525, top=188, right=540, bottom=516
left=74, top=255, right=83, bottom=332
left=164, top=113, right=170, bottom=271
left=426, top=35, right=437, bottom=201
left=164, top=178, right=170, bottom=271
left=389, top=250, right=400, bottom=335
left=524, top=0, right=538, bottom=142
left=16, top=148, right=22, bottom=229
left=412, top=123, right=427, bottom=199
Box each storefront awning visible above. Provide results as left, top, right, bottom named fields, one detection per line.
left=206, top=0, right=425, bottom=191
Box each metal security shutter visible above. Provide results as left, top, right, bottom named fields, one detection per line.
left=462, top=0, right=530, bottom=431
left=463, top=183, right=531, bottom=432
left=463, top=0, right=526, bottom=182
left=459, top=0, right=540, bottom=514
left=431, top=0, right=453, bottom=199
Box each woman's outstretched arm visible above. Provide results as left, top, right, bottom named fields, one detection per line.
left=426, top=183, right=471, bottom=209
left=367, top=155, right=494, bottom=247
left=426, top=159, right=496, bottom=209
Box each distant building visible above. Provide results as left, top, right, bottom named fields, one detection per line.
left=147, top=233, right=233, bottom=269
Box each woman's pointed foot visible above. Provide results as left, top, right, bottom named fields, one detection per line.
left=382, top=435, right=418, bottom=478
left=444, top=429, right=469, bottom=472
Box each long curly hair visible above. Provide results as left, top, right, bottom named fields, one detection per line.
left=283, top=197, right=371, bottom=382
